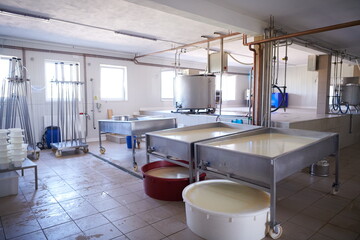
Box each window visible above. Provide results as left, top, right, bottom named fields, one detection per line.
left=0, top=56, right=12, bottom=98
left=100, top=64, right=127, bottom=101
left=216, top=75, right=236, bottom=101
left=45, top=60, right=81, bottom=101
left=161, top=70, right=175, bottom=100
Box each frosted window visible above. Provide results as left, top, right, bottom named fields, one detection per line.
left=100, top=65, right=127, bottom=101
left=216, top=75, right=236, bottom=101
left=45, top=60, right=81, bottom=101
left=161, top=71, right=175, bottom=100
left=0, top=56, right=11, bottom=98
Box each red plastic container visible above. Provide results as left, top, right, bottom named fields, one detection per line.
left=141, top=160, right=206, bottom=201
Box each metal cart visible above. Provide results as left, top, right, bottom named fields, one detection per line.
left=146, top=122, right=262, bottom=183
left=194, top=127, right=340, bottom=239
left=50, top=63, right=88, bottom=157
left=98, top=117, right=176, bottom=170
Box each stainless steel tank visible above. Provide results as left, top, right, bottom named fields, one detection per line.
left=174, top=74, right=216, bottom=112
left=342, top=84, right=360, bottom=105
left=341, top=77, right=360, bottom=85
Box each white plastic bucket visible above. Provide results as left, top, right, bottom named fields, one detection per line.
left=0, top=129, right=8, bottom=138
left=11, top=160, right=23, bottom=167
left=8, top=133, right=24, bottom=138
left=7, top=143, right=27, bottom=150
left=8, top=128, right=23, bottom=133
left=182, top=180, right=270, bottom=240
left=8, top=137, right=24, bottom=144
left=0, top=144, right=8, bottom=150
left=0, top=149, right=9, bottom=156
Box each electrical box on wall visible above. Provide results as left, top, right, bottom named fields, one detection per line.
left=307, top=55, right=318, bottom=71
left=209, top=52, right=228, bottom=73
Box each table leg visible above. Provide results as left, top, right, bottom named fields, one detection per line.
left=35, top=166, right=38, bottom=190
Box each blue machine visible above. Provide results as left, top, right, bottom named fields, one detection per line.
left=45, top=126, right=61, bottom=149
left=271, top=93, right=288, bottom=108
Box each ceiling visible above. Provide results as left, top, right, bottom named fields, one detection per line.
left=0, top=0, right=359, bottom=68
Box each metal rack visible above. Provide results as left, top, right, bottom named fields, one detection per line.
left=50, top=62, right=88, bottom=157
left=0, top=57, right=39, bottom=159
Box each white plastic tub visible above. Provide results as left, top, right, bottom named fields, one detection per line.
left=8, top=137, right=24, bottom=144
left=182, top=180, right=270, bottom=240
left=0, top=171, right=19, bottom=197
left=11, top=159, right=23, bottom=167
left=0, top=144, right=8, bottom=150
left=8, top=128, right=23, bottom=133
left=0, top=129, right=8, bottom=138
left=7, top=143, right=27, bottom=150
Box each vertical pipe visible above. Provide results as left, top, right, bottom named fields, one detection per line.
left=217, top=37, right=224, bottom=121
left=83, top=56, right=89, bottom=140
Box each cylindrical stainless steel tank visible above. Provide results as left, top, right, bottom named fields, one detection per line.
left=342, top=84, right=360, bottom=105
left=341, top=77, right=360, bottom=85
left=174, top=75, right=216, bottom=112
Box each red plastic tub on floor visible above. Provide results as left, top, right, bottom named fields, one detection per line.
left=141, top=160, right=206, bottom=201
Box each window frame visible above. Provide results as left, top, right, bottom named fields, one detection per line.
left=216, top=74, right=236, bottom=101
left=44, top=59, right=81, bottom=102
left=160, top=70, right=175, bottom=101
left=100, top=64, right=128, bottom=101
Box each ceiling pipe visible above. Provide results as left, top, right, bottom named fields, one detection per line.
left=134, top=32, right=241, bottom=60
left=243, top=20, right=360, bottom=46
left=0, top=44, right=248, bottom=75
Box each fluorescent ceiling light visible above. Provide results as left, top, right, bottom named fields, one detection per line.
left=114, top=31, right=157, bottom=41
left=0, top=9, right=50, bottom=22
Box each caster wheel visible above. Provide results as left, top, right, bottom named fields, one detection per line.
left=100, top=147, right=106, bottom=154
left=269, top=225, right=283, bottom=239
left=35, top=152, right=40, bottom=160
left=83, top=147, right=89, bottom=153
left=133, top=164, right=138, bottom=172
left=55, top=150, right=62, bottom=157
left=332, top=183, right=339, bottom=195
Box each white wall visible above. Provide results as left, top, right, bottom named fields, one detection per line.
left=1, top=46, right=176, bottom=142
left=85, top=57, right=172, bottom=140
left=275, top=63, right=357, bottom=109
left=276, top=66, right=318, bottom=109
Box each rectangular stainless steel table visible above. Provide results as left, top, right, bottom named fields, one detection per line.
left=98, top=117, right=177, bottom=170
left=194, top=127, right=339, bottom=238
left=146, top=122, right=262, bottom=182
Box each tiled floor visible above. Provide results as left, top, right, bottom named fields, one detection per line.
left=0, top=140, right=359, bottom=240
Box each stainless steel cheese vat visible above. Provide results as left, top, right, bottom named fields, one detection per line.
left=174, top=74, right=216, bottom=112
left=342, top=84, right=360, bottom=105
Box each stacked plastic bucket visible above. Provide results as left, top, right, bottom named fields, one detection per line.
left=8, top=129, right=27, bottom=167
left=0, top=129, right=27, bottom=169
left=0, top=129, right=10, bottom=170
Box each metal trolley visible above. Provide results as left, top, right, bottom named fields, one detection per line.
left=194, top=127, right=340, bottom=239
left=0, top=58, right=40, bottom=159
left=98, top=117, right=176, bottom=171
left=146, top=122, right=262, bottom=182
left=50, top=62, right=88, bottom=157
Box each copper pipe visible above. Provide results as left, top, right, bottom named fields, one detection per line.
left=244, top=20, right=360, bottom=46
left=1, top=44, right=249, bottom=76
left=248, top=45, right=256, bottom=125
left=135, top=32, right=241, bottom=59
